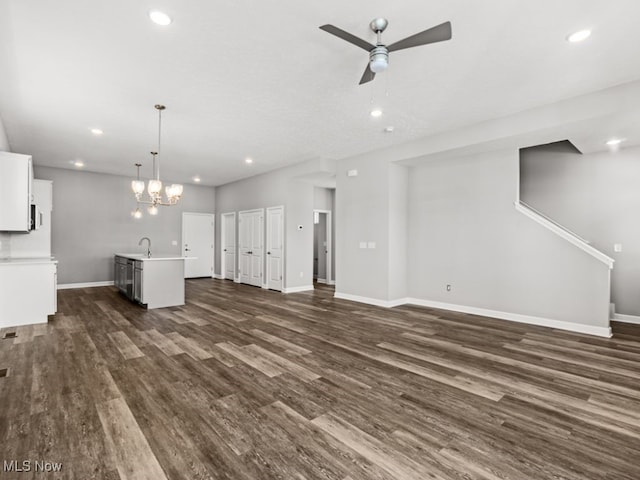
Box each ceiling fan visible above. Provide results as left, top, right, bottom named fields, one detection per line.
left=319, top=18, right=452, bottom=85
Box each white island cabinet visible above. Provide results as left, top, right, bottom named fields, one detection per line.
left=0, top=258, right=57, bottom=328
left=114, top=254, right=190, bottom=309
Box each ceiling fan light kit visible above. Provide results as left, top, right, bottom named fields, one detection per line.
left=320, top=18, right=452, bottom=84
left=131, top=104, right=183, bottom=218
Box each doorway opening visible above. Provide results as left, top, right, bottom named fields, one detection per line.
left=313, top=209, right=332, bottom=286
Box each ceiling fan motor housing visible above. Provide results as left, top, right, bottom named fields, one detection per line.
left=369, top=45, right=389, bottom=73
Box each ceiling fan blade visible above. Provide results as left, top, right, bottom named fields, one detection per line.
left=387, top=21, right=452, bottom=52
left=358, top=64, right=376, bottom=85
left=319, top=24, right=375, bottom=51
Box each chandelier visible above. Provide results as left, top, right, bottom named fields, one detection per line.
left=131, top=104, right=183, bottom=218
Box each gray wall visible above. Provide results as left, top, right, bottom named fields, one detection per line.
left=34, top=166, right=215, bottom=284
left=388, top=164, right=408, bottom=300
left=0, top=114, right=9, bottom=151
left=406, top=149, right=610, bottom=328
left=336, top=155, right=391, bottom=300
left=521, top=142, right=640, bottom=316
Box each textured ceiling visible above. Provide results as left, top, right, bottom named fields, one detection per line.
left=1, top=0, right=639, bottom=186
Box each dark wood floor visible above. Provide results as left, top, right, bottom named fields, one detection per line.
left=1, top=280, right=640, bottom=480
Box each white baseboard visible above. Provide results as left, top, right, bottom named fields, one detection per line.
left=1, top=318, right=48, bottom=329
left=316, top=278, right=327, bottom=284
left=327, top=280, right=336, bottom=286
left=213, top=273, right=224, bottom=280
left=333, top=292, right=612, bottom=338
left=283, top=285, right=314, bottom=294
left=407, top=298, right=612, bottom=338
left=334, top=292, right=409, bottom=309
left=58, top=281, right=114, bottom=290
left=612, top=313, right=640, bottom=325
left=262, top=284, right=268, bottom=289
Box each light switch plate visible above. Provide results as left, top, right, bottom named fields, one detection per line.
left=367, top=242, right=376, bottom=249
left=171, top=240, right=178, bottom=246
left=347, top=169, right=358, bottom=177
left=359, top=242, right=367, bottom=249
left=614, top=243, right=622, bottom=252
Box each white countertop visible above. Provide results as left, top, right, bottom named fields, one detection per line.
left=0, top=256, right=57, bottom=266
left=115, top=253, right=195, bottom=262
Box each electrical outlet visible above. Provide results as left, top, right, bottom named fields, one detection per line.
left=614, top=243, right=622, bottom=253
left=446, top=284, right=451, bottom=292
left=299, top=271, right=304, bottom=278
left=171, top=240, right=178, bottom=246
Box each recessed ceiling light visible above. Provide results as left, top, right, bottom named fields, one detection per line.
left=90, top=128, right=103, bottom=135
left=193, top=176, right=201, bottom=182
left=149, top=10, right=172, bottom=26
left=74, top=160, right=84, bottom=167
left=606, top=138, right=625, bottom=146
left=245, top=158, right=253, bottom=164
left=370, top=109, right=383, bottom=118
left=384, top=126, right=394, bottom=133
left=567, top=29, right=591, bottom=43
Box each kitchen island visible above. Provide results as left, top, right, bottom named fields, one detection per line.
left=114, top=254, right=191, bottom=309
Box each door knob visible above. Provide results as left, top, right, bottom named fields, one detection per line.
left=224, top=248, right=227, bottom=252
left=267, top=251, right=271, bottom=255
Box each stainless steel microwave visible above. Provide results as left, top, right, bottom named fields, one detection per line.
left=30, top=204, right=42, bottom=231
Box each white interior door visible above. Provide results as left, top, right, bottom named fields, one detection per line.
left=182, top=212, right=214, bottom=278
left=266, top=206, right=284, bottom=291
left=239, top=209, right=264, bottom=287
left=221, top=212, right=236, bottom=280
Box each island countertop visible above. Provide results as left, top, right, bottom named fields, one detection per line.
left=114, top=253, right=195, bottom=262
left=0, top=256, right=58, bottom=266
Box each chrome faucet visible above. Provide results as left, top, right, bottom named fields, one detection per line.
left=138, top=237, right=151, bottom=258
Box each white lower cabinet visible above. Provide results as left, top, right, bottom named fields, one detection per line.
left=0, top=259, right=57, bottom=328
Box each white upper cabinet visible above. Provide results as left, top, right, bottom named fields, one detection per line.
left=0, top=151, right=33, bottom=232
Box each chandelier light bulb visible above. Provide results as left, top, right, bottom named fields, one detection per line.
left=148, top=205, right=159, bottom=216
left=148, top=179, right=162, bottom=196
left=169, top=184, right=184, bottom=198
left=131, top=180, right=145, bottom=195
left=132, top=208, right=142, bottom=219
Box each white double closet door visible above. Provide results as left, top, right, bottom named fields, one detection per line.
left=239, top=209, right=264, bottom=287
